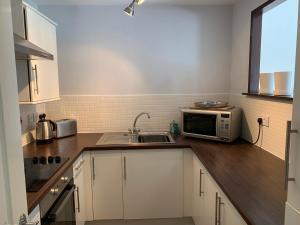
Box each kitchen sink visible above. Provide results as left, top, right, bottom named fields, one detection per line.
left=137, top=132, right=176, bottom=144
left=96, top=132, right=175, bottom=145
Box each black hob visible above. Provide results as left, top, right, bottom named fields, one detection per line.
left=24, top=156, right=69, bottom=192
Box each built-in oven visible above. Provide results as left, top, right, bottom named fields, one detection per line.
left=40, top=167, right=76, bottom=225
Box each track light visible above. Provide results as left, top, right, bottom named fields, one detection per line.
left=124, top=0, right=145, bottom=17
left=124, top=1, right=135, bottom=17
left=135, top=0, right=145, bottom=5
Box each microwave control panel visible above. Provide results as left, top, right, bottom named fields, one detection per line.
left=219, top=113, right=231, bottom=140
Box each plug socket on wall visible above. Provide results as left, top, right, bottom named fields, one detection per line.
left=258, top=116, right=269, bottom=127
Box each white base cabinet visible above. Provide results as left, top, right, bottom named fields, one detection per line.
left=192, top=154, right=247, bottom=225
left=285, top=203, right=300, bottom=225
left=91, top=151, right=124, bottom=220
left=193, top=154, right=218, bottom=225
left=90, top=149, right=184, bottom=220
left=123, top=149, right=183, bottom=219
left=73, top=152, right=93, bottom=225
left=73, top=149, right=248, bottom=225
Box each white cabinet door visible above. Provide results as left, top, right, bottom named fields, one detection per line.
left=285, top=203, right=300, bottom=225
left=192, top=154, right=204, bottom=225
left=91, top=151, right=123, bottom=220
left=218, top=191, right=247, bottom=225
left=201, top=167, right=219, bottom=225
left=193, top=155, right=218, bottom=225
left=73, top=155, right=86, bottom=225
left=192, top=154, right=247, bottom=225
left=24, top=6, right=60, bottom=103
left=123, top=149, right=183, bottom=219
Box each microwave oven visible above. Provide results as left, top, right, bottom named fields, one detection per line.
left=181, top=108, right=241, bottom=142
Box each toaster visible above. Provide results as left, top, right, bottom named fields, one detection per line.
left=55, top=119, right=77, bottom=138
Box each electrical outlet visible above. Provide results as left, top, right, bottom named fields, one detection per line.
left=27, top=113, right=38, bottom=130
left=262, top=116, right=269, bottom=127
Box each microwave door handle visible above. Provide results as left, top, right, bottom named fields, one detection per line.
left=47, top=185, right=75, bottom=219
left=216, top=115, right=220, bottom=137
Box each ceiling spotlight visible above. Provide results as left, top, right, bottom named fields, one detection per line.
left=124, top=0, right=144, bottom=17
left=135, top=0, right=145, bottom=5
left=124, top=1, right=135, bottom=17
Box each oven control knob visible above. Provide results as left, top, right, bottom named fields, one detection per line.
left=55, top=156, right=61, bottom=163
left=32, top=157, right=39, bottom=164
left=40, top=156, right=47, bottom=165
left=48, top=156, right=54, bottom=164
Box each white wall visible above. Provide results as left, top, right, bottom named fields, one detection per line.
left=230, top=0, right=293, bottom=159
left=39, top=4, right=233, bottom=135
left=40, top=5, right=232, bottom=95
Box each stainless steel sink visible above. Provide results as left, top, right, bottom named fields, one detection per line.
left=137, top=132, right=176, bottom=144
left=96, top=132, right=175, bottom=145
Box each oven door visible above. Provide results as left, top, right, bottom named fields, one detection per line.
left=182, top=111, right=219, bottom=139
left=42, top=183, right=76, bottom=225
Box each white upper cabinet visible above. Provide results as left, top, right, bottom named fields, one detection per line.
left=123, top=149, right=184, bottom=219
left=15, top=3, right=60, bottom=104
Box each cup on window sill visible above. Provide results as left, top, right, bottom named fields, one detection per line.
left=259, top=73, right=275, bottom=95
left=274, top=71, right=293, bottom=96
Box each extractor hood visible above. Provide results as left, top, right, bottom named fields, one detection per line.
left=14, top=34, right=54, bottom=60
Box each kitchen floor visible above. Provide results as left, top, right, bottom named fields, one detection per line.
left=86, top=217, right=194, bottom=225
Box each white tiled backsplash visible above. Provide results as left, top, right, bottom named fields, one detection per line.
left=45, top=94, right=229, bottom=133
left=20, top=94, right=292, bottom=160
left=229, top=94, right=293, bottom=159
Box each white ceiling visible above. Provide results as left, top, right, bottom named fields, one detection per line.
left=32, top=0, right=239, bottom=6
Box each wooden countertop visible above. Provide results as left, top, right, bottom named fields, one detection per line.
left=23, top=133, right=286, bottom=225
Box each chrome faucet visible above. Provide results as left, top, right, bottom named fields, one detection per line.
left=129, top=112, right=151, bottom=135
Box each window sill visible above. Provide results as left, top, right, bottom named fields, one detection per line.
left=242, top=93, right=293, bottom=102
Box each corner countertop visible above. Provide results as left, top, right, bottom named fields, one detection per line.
left=23, top=133, right=286, bottom=225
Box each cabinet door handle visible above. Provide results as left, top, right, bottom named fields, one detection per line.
left=199, top=169, right=204, bottom=196
left=124, top=156, right=127, bottom=181
left=92, top=157, right=95, bottom=181
left=215, top=192, right=219, bottom=225
left=32, top=65, right=39, bottom=94
left=76, top=186, right=80, bottom=213
left=218, top=196, right=224, bottom=225
left=285, top=121, right=298, bottom=190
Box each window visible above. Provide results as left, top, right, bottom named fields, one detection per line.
left=247, top=0, right=298, bottom=99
